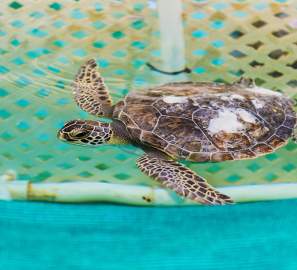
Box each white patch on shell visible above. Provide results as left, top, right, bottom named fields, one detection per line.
left=208, top=108, right=257, bottom=135
left=230, top=94, right=246, bottom=100
left=237, top=109, right=257, bottom=123
left=218, top=94, right=245, bottom=101
left=246, top=86, right=282, bottom=96
left=208, top=109, right=244, bottom=134
left=251, top=99, right=264, bottom=109
left=163, top=96, right=188, bottom=104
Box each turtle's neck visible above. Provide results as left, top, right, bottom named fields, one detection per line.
left=109, top=120, right=130, bottom=145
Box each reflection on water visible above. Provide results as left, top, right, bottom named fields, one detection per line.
left=0, top=0, right=297, bottom=188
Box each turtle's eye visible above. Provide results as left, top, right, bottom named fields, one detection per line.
left=70, top=129, right=90, bottom=138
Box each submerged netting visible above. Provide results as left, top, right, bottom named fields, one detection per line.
left=0, top=0, right=297, bottom=204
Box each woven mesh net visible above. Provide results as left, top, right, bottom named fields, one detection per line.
left=0, top=0, right=296, bottom=191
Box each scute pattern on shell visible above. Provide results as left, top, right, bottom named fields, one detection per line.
left=113, top=82, right=297, bottom=162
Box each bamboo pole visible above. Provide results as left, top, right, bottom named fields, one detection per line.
left=2, top=177, right=297, bottom=206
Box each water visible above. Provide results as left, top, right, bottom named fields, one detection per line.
left=0, top=1, right=297, bottom=200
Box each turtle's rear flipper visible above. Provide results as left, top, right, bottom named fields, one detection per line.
left=73, top=59, right=112, bottom=117
left=137, top=154, right=233, bottom=205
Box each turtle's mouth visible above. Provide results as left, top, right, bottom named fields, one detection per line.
left=57, top=131, right=66, bottom=141
left=57, top=131, right=93, bottom=147
left=57, top=131, right=76, bottom=142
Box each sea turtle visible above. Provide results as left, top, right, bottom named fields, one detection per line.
left=57, top=59, right=297, bottom=205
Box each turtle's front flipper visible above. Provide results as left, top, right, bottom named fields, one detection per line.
left=137, top=154, right=233, bottom=205
left=73, top=59, right=112, bottom=117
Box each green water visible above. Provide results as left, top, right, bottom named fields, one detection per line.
left=0, top=0, right=297, bottom=192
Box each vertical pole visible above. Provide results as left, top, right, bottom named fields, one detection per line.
left=157, top=0, right=186, bottom=79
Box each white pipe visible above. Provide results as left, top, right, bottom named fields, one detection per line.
left=2, top=180, right=297, bottom=206
left=157, top=0, right=186, bottom=77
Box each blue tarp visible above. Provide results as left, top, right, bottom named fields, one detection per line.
left=0, top=200, right=297, bottom=270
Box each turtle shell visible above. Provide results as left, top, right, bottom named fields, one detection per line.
left=112, top=82, right=296, bottom=162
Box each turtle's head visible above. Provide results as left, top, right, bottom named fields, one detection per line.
left=57, top=120, right=112, bottom=146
